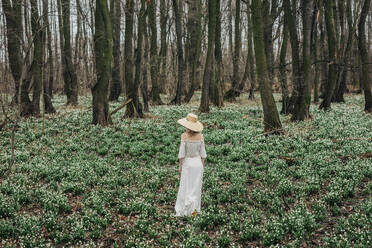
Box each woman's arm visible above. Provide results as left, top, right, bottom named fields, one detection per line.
left=179, top=158, right=184, bottom=173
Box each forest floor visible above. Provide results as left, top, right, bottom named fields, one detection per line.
left=0, top=93, right=371, bottom=247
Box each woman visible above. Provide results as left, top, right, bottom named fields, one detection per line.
left=175, top=113, right=207, bottom=216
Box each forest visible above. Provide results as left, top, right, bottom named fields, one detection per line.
left=0, top=0, right=371, bottom=247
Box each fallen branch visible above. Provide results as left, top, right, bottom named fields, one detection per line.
left=109, top=98, right=132, bottom=119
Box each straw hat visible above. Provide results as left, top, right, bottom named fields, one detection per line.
left=177, top=113, right=203, bottom=132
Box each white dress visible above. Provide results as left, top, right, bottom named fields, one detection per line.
left=175, top=137, right=207, bottom=216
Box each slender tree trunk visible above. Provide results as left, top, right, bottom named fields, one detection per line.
left=320, top=0, right=338, bottom=110
left=251, top=0, right=282, bottom=133
left=335, top=0, right=354, bottom=102
left=124, top=0, right=142, bottom=117
left=312, top=2, right=320, bottom=103
left=30, top=0, right=43, bottom=116
left=159, top=0, right=168, bottom=92
left=358, top=0, right=372, bottom=112
left=61, top=0, right=78, bottom=105
left=248, top=4, right=256, bottom=100
left=200, top=0, right=216, bottom=113
left=109, top=0, right=122, bottom=101
left=263, top=0, right=277, bottom=83
left=283, top=0, right=302, bottom=117
left=43, top=0, right=56, bottom=113
left=92, top=0, right=112, bottom=125
left=131, top=0, right=145, bottom=117
left=291, top=0, right=313, bottom=120
left=279, top=20, right=290, bottom=115
left=185, top=0, right=202, bottom=103
left=170, top=0, right=185, bottom=105
left=2, top=0, right=22, bottom=105
left=211, top=0, right=224, bottom=107
left=142, top=20, right=150, bottom=112
left=228, top=0, right=241, bottom=101
left=149, top=0, right=163, bottom=104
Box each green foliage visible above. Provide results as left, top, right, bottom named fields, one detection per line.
left=0, top=94, right=371, bottom=246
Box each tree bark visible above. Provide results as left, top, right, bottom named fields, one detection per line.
left=279, top=19, right=290, bottom=115
left=199, top=0, right=216, bottom=113
left=248, top=5, right=256, bottom=100
left=291, top=0, right=313, bottom=120
left=2, top=0, right=22, bottom=105
left=159, top=0, right=168, bottom=94
left=170, top=0, right=185, bottom=105
left=43, top=0, right=56, bottom=113
left=358, top=0, right=372, bottom=112
left=283, top=0, right=301, bottom=117
left=109, top=0, right=122, bottom=101
left=319, top=0, right=338, bottom=110
left=251, top=0, right=282, bottom=133
left=142, top=18, right=150, bottom=112
left=92, top=0, right=112, bottom=125
left=185, top=0, right=202, bottom=103
left=149, top=0, right=163, bottom=104
left=229, top=0, right=241, bottom=101
left=131, top=0, right=146, bottom=117
left=211, top=0, right=224, bottom=107
left=30, top=0, right=43, bottom=116
left=61, top=0, right=78, bottom=105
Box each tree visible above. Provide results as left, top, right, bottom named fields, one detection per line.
left=131, top=0, right=146, bottom=117
left=200, top=0, right=216, bottom=113
left=149, top=0, right=163, bottom=104
left=279, top=19, right=290, bottom=115
left=170, top=0, right=185, bottom=105
left=61, top=0, right=78, bottom=105
left=251, top=0, right=282, bottom=133
left=358, top=0, right=372, bottom=112
left=185, top=0, right=202, bottom=103
left=43, top=0, right=56, bottom=113
left=319, top=0, right=337, bottom=110
left=225, top=0, right=241, bottom=101
left=210, top=0, right=224, bottom=107
left=30, top=0, right=43, bottom=116
left=1, top=0, right=22, bottom=105
left=109, top=0, right=122, bottom=101
left=124, top=0, right=143, bottom=117
left=92, top=0, right=112, bottom=125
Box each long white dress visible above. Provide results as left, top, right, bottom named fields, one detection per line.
left=175, top=137, right=207, bottom=216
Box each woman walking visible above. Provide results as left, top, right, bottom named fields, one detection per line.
left=175, top=113, right=207, bottom=216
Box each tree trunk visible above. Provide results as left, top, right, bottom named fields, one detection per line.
left=283, top=0, right=302, bottom=117
left=251, top=0, right=282, bottom=133
left=131, top=0, right=146, bottom=117
left=319, top=0, right=338, bottom=110
left=312, top=2, right=320, bottom=103
left=149, top=0, right=163, bottom=104
left=30, top=0, right=43, bottom=116
left=279, top=20, right=290, bottom=115
left=92, top=0, right=112, bottom=125
left=248, top=5, right=256, bottom=100
left=2, top=0, right=22, bottom=105
left=263, top=0, right=277, bottom=84
left=211, top=0, right=224, bottom=107
left=61, top=0, right=78, bottom=105
left=43, top=0, right=56, bottom=113
left=142, top=19, right=150, bottom=112
left=199, top=0, right=216, bottom=113
left=109, top=0, right=122, bottom=101
left=170, top=0, right=185, bottom=105
left=227, top=0, right=241, bottom=101
left=159, top=0, right=168, bottom=94
left=358, top=0, right=372, bottom=112
left=291, top=0, right=313, bottom=120
left=185, top=0, right=202, bottom=103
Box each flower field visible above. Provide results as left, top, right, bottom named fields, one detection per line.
left=0, top=94, right=371, bottom=247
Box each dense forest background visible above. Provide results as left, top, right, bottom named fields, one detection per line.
left=0, top=0, right=371, bottom=130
